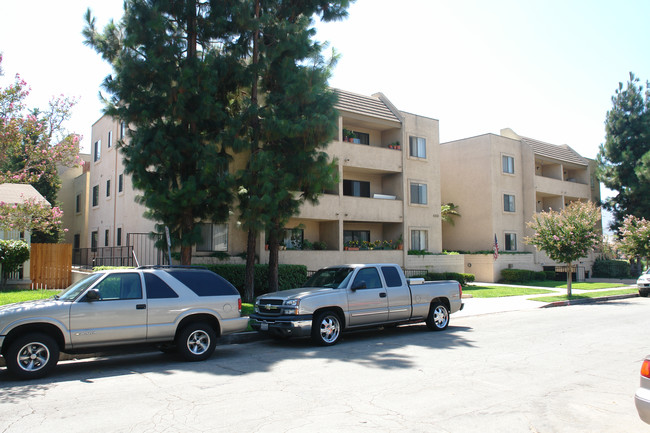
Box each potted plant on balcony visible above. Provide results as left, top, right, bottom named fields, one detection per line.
left=343, top=128, right=354, bottom=142
left=344, top=240, right=359, bottom=251
left=397, top=234, right=404, bottom=250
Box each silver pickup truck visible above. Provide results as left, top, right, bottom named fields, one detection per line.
left=250, top=263, right=464, bottom=345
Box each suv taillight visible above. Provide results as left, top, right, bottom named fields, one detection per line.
left=238, top=298, right=242, bottom=312
left=642, top=359, right=650, bottom=378
left=458, top=282, right=462, bottom=299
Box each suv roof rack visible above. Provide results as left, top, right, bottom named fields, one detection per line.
left=136, top=265, right=208, bottom=270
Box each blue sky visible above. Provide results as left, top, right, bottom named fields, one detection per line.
left=2, top=0, right=649, bottom=163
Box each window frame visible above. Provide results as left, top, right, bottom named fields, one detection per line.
left=503, top=194, right=516, bottom=213
left=196, top=223, right=228, bottom=252
left=502, top=154, right=515, bottom=174
left=92, top=185, right=99, bottom=207
left=410, top=229, right=428, bottom=250
left=106, top=179, right=111, bottom=197
left=409, top=136, right=427, bottom=159
left=118, top=173, right=124, bottom=193
left=107, top=130, right=112, bottom=149
left=410, top=182, right=428, bottom=205
left=505, top=233, right=517, bottom=251
left=343, top=179, right=371, bottom=198
left=93, top=139, right=101, bottom=162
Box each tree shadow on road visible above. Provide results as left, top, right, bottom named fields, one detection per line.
left=0, top=322, right=476, bottom=400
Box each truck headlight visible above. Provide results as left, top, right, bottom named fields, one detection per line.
left=283, top=299, right=300, bottom=314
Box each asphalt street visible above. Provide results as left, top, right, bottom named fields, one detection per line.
left=1, top=297, right=648, bottom=432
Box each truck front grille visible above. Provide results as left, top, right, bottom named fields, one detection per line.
left=258, top=299, right=284, bottom=315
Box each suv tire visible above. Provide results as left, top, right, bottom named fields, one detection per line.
left=5, top=333, right=60, bottom=380
left=176, top=322, right=217, bottom=361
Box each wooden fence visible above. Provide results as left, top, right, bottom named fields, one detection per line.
left=30, top=243, right=72, bottom=290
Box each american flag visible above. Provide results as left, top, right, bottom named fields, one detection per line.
left=493, top=234, right=499, bottom=260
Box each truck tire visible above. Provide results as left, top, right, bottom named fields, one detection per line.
left=426, top=302, right=449, bottom=331
left=176, top=322, right=217, bottom=361
left=5, top=333, right=60, bottom=380
left=311, top=310, right=342, bottom=346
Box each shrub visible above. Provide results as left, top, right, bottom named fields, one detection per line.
left=501, top=269, right=537, bottom=283
left=201, top=264, right=308, bottom=299
left=544, top=270, right=556, bottom=280
left=534, top=271, right=547, bottom=281
left=591, top=259, right=631, bottom=278
left=424, top=272, right=475, bottom=286
left=0, top=240, right=31, bottom=289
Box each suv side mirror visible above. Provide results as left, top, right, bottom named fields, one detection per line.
left=84, top=289, right=100, bottom=302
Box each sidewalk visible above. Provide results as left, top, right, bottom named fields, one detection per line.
left=455, top=280, right=639, bottom=318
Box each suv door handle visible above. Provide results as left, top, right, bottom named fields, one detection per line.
left=136, top=304, right=147, bottom=310
left=379, top=292, right=387, bottom=298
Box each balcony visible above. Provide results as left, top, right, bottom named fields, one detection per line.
left=340, top=195, right=403, bottom=222
left=534, top=175, right=590, bottom=199
left=330, top=141, right=403, bottom=173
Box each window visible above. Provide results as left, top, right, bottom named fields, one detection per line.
left=116, top=228, right=122, bottom=246
left=283, top=228, right=304, bottom=249
left=343, top=230, right=370, bottom=245
left=381, top=266, right=403, bottom=287
left=73, top=234, right=80, bottom=249
left=352, top=267, right=383, bottom=289
left=196, top=223, right=228, bottom=252
left=166, top=269, right=239, bottom=296
left=409, top=136, right=426, bottom=158
left=505, top=233, right=517, bottom=251
left=92, top=185, right=99, bottom=207
left=410, top=182, right=428, bottom=205
left=90, top=273, right=142, bottom=301
left=120, top=121, right=126, bottom=139
left=106, top=179, right=111, bottom=197
left=118, top=174, right=124, bottom=193
left=144, top=273, right=178, bottom=299
left=75, top=194, right=81, bottom=213
left=104, top=229, right=110, bottom=247
left=91, top=231, right=98, bottom=252
left=352, top=131, right=370, bottom=145
left=411, top=230, right=427, bottom=250
left=93, top=139, right=101, bottom=162
left=107, top=131, right=112, bottom=148
left=502, top=155, right=515, bottom=174
left=343, top=180, right=370, bottom=197
left=504, top=194, right=516, bottom=212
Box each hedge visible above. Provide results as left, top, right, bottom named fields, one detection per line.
left=500, top=269, right=548, bottom=283
left=424, top=272, right=475, bottom=286
left=591, top=259, right=631, bottom=278
left=201, top=264, right=308, bottom=299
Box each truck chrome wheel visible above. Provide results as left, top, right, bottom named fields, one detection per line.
left=312, top=311, right=341, bottom=346
left=426, top=302, right=449, bottom=331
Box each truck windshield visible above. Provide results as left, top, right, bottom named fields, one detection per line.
left=56, top=273, right=103, bottom=301
left=303, top=268, right=354, bottom=289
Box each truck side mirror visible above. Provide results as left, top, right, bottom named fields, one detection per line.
left=351, top=282, right=367, bottom=291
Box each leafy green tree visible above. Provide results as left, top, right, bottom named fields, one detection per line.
left=236, top=0, right=351, bottom=297
left=0, top=55, right=81, bottom=242
left=525, top=201, right=601, bottom=296
left=597, top=72, right=650, bottom=231
left=0, top=239, right=31, bottom=290
left=84, top=1, right=245, bottom=264
left=617, top=215, right=650, bottom=263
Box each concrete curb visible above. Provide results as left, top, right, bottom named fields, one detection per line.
left=540, top=293, right=639, bottom=308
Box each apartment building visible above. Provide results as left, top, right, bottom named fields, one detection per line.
left=440, top=128, right=601, bottom=282
left=69, top=90, right=460, bottom=271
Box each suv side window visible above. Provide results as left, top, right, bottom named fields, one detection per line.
left=94, top=273, right=142, bottom=300
left=144, top=273, right=179, bottom=299
left=352, top=267, right=383, bottom=289
left=166, top=269, right=239, bottom=296
left=381, top=266, right=403, bottom=287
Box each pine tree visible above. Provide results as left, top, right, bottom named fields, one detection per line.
left=597, top=72, right=650, bottom=231
left=236, top=1, right=350, bottom=296
left=84, top=1, right=245, bottom=264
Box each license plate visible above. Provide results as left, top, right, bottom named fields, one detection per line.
left=261, top=322, right=269, bottom=331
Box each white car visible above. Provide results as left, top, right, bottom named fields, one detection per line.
left=637, top=269, right=650, bottom=297
left=635, top=355, right=650, bottom=424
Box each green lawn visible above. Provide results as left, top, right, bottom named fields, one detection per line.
left=463, top=285, right=554, bottom=298
left=515, top=281, right=628, bottom=290
left=0, top=289, right=60, bottom=306
left=530, top=288, right=639, bottom=302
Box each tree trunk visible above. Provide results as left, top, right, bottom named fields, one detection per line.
left=244, top=228, right=256, bottom=302
left=268, top=229, right=279, bottom=292
left=180, top=245, right=192, bottom=266
left=566, top=263, right=573, bottom=297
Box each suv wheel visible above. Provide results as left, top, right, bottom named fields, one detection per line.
left=176, top=323, right=217, bottom=361
left=6, top=333, right=60, bottom=380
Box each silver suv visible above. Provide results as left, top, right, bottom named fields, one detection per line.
left=0, top=266, right=248, bottom=379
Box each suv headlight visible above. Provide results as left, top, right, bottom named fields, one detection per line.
left=283, top=299, right=300, bottom=314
